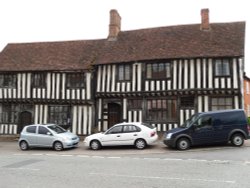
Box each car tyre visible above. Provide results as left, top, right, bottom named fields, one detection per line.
left=231, top=134, right=244, bottom=147
left=176, top=138, right=190, bottom=150
left=90, top=140, right=101, bottom=150
left=19, top=141, right=29, bottom=151
left=54, top=141, right=63, bottom=151
left=135, top=139, right=147, bottom=149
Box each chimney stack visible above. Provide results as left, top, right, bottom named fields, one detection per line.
left=108, top=9, right=121, bottom=41
left=201, top=9, right=210, bottom=30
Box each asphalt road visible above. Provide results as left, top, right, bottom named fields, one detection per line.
left=0, top=140, right=250, bottom=188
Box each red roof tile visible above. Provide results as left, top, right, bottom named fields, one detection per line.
left=0, top=22, right=245, bottom=71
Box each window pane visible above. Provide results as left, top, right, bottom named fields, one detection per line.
left=146, top=64, right=152, bottom=78
left=166, top=63, right=171, bottom=78
left=215, top=60, right=221, bottom=75
left=222, top=60, right=230, bottom=75
left=38, top=126, right=49, bottom=135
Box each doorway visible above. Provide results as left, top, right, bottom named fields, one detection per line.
left=108, top=103, right=122, bottom=128
left=18, top=111, right=32, bottom=133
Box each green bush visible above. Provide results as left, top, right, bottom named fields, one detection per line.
left=248, top=117, right=250, bottom=125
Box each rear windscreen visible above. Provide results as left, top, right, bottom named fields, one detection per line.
left=142, top=123, right=155, bottom=129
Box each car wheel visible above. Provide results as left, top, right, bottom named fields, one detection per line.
left=90, top=140, right=101, bottom=150
left=135, top=139, right=147, bottom=149
left=19, top=141, right=29, bottom=151
left=176, top=138, right=190, bottom=150
left=54, top=141, right=63, bottom=151
left=231, top=134, right=244, bottom=146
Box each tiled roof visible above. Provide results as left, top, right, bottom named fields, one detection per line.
left=0, top=22, right=245, bottom=71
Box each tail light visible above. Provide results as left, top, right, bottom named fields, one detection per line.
left=247, top=125, right=250, bottom=133
left=150, top=131, right=156, bottom=137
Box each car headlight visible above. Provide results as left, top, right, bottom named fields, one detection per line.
left=166, top=133, right=173, bottom=140
left=62, top=137, right=71, bottom=142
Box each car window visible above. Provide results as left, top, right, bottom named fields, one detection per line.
left=48, top=125, right=66, bottom=134
left=26, top=126, right=36, bottom=133
left=107, top=126, right=123, bottom=134
left=38, top=126, right=50, bottom=135
left=123, top=125, right=140, bottom=133
left=195, top=116, right=213, bottom=129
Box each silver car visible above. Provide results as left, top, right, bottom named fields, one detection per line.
left=19, top=124, right=79, bottom=151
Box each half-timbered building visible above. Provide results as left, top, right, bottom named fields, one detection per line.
left=0, top=9, right=246, bottom=136
left=94, top=9, right=246, bottom=132
left=0, top=41, right=96, bottom=135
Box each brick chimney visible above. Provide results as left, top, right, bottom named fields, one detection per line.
left=201, top=9, right=210, bottom=30
left=108, top=9, right=121, bottom=41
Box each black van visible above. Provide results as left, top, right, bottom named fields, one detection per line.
left=163, top=109, right=250, bottom=150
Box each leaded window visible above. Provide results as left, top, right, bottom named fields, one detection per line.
left=146, top=99, right=177, bottom=121
left=211, top=97, right=233, bottom=110
left=180, top=96, right=195, bottom=108
left=0, top=104, right=19, bottom=123
left=32, top=73, right=46, bottom=88
left=0, top=74, right=17, bottom=88
left=215, top=59, right=230, bottom=76
left=128, top=99, right=142, bottom=110
left=48, top=106, right=70, bottom=127
left=146, top=62, right=171, bottom=79
left=118, top=65, right=131, bottom=81
left=66, top=73, right=85, bottom=88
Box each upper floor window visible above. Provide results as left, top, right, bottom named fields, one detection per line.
left=66, top=73, right=85, bottom=88
left=117, top=65, right=131, bottom=81
left=146, top=62, right=171, bottom=79
left=0, top=74, right=17, bottom=88
left=215, top=59, right=230, bottom=76
left=32, top=73, right=46, bottom=88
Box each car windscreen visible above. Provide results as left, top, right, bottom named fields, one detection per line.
left=48, top=125, right=66, bottom=134
left=181, top=114, right=199, bottom=128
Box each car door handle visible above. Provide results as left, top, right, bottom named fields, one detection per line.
left=117, top=135, right=121, bottom=137
left=133, top=134, right=137, bottom=136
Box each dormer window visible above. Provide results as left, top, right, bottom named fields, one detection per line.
left=0, top=74, right=17, bottom=88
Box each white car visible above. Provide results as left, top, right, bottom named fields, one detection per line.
left=83, top=122, right=158, bottom=150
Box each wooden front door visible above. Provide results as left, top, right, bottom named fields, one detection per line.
left=18, top=111, right=32, bottom=133
left=108, top=103, right=121, bottom=128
